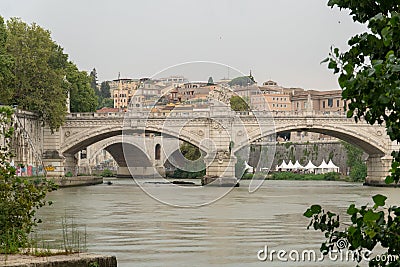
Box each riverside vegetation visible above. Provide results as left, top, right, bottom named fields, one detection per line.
left=0, top=106, right=56, bottom=254
left=0, top=106, right=88, bottom=257
left=305, top=1, right=400, bottom=266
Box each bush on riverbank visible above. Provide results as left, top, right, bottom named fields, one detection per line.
left=240, top=172, right=266, bottom=180
left=168, top=168, right=206, bottom=179
left=100, top=169, right=114, bottom=177
left=0, top=107, right=57, bottom=254
left=270, top=172, right=341, bottom=181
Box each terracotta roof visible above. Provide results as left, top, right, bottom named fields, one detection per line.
left=96, top=107, right=119, bottom=113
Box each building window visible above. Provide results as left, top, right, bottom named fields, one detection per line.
left=337, top=99, right=340, bottom=107
left=155, top=144, right=161, bottom=160
left=328, top=98, right=333, bottom=107
left=322, top=101, right=326, bottom=108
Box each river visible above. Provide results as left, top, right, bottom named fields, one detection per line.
left=36, top=179, right=400, bottom=266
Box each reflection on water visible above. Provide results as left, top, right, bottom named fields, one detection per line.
left=36, top=179, right=400, bottom=266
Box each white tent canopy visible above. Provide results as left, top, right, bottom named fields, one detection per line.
left=276, top=160, right=288, bottom=171
left=317, top=159, right=330, bottom=174
left=304, top=160, right=317, bottom=170
left=276, top=159, right=339, bottom=174
left=287, top=160, right=295, bottom=169
left=293, top=160, right=304, bottom=169
left=304, top=160, right=317, bottom=173
left=327, top=159, right=340, bottom=173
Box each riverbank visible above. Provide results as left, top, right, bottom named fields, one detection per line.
left=0, top=252, right=116, bottom=267
left=240, top=171, right=354, bottom=182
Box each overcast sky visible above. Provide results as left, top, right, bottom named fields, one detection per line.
left=2, top=0, right=366, bottom=90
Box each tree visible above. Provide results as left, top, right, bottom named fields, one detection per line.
left=342, top=141, right=367, bottom=181
left=100, top=81, right=111, bottom=98
left=0, top=106, right=56, bottom=253
left=180, top=141, right=201, bottom=161
left=230, top=95, right=249, bottom=111
left=207, top=76, right=214, bottom=86
left=325, top=0, right=400, bottom=183
left=172, top=142, right=205, bottom=178
left=0, top=16, right=13, bottom=103
left=66, top=62, right=98, bottom=112
left=98, top=97, right=114, bottom=109
left=4, top=18, right=68, bottom=131
left=89, top=68, right=99, bottom=95
left=305, top=2, right=400, bottom=266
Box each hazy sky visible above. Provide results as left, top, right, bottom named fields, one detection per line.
left=2, top=0, right=366, bottom=90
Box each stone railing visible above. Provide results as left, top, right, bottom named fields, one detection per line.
left=67, top=110, right=348, bottom=119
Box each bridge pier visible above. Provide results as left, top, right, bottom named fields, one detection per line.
left=364, top=154, right=392, bottom=185
left=203, top=151, right=238, bottom=186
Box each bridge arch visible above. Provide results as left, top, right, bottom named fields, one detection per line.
left=60, top=125, right=204, bottom=157
left=233, top=123, right=389, bottom=157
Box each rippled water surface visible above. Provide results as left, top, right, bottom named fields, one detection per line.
left=36, top=179, right=400, bottom=266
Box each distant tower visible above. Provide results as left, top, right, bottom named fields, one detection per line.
left=248, top=70, right=255, bottom=83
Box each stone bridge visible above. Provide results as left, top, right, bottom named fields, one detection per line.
left=38, top=104, right=397, bottom=185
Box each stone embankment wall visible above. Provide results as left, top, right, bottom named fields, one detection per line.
left=0, top=253, right=116, bottom=267
left=50, top=176, right=103, bottom=187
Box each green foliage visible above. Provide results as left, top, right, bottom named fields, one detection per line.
left=0, top=106, right=56, bottom=254
left=230, top=95, right=249, bottom=111
left=350, top=162, right=367, bottom=182
left=99, top=81, right=111, bottom=99
left=207, top=76, right=214, bottom=86
left=171, top=168, right=205, bottom=179
left=3, top=18, right=69, bottom=132
left=94, top=79, right=114, bottom=109
left=342, top=141, right=367, bottom=181
left=228, top=76, right=255, bottom=87
left=0, top=17, right=98, bottom=131
left=284, top=142, right=293, bottom=149
left=324, top=172, right=341, bottom=181
left=100, top=169, right=114, bottom=177
left=61, top=216, right=87, bottom=254
left=306, top=2, right=400, bottom=266
left=171, top=142, right=205, bottom=178
left=0, top=16, right=14, bottom=103
left=241, top=173, right=254, bottom=179
left=89, top=68, right=98, bottom=93
left=65, top=171, right=73, bottom=177
left=66, top=62, right=98, bottom=113
left=180, top=142, right=201, bottom=161
left=304, top=194, right=400, bottom=266
left=271, top=172, right=340, bottom=181
left=326, top=1, right=400, bottom=183
left=98, top=98, right=114, bottom=109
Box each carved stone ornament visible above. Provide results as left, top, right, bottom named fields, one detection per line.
left=217, top=149, right=230, bottom=164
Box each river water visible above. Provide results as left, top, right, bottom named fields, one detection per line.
left=36, top=179, right=400, bottom=267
